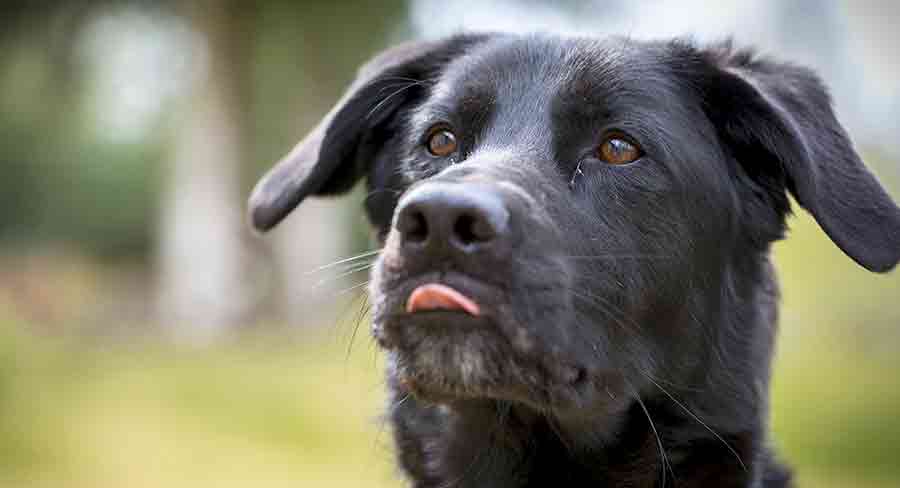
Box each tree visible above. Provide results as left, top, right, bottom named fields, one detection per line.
left=157, top=1, right=255, bottom=340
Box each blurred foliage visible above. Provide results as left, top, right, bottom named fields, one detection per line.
left=0, top=0, right=407, bottom=262
left=0, top=1, right=160, bottom=260
left=247, top=0, right=407, bottom=189
left=771, top=213, right=900, bottom=488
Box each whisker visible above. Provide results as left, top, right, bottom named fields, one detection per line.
left=495, top=400, right=512, bottom=429
left=331, top=259, right=376, bottom=274
left=330, top=287, right=368, bottom=346
left=641, top=372, right=748, bottom=472
left=394, top=392, right=412, bottom=409
left=569, top=289, right=642, bottom=334
left=629, top=383, right=674, bottom=486
left=372, top=390, right=410, bottom=464
left=375, top=76, right=428, bottom=84
left=366, top=81, right=425, bottom=120
left=335, top=280, right=371, bottom=297
left=313, top=262, right=375, bottom=289
left=374, top=79, right=426, bottom=93
left=346, top=295, right=371, bottom=361
left=304, top=249, right=382, bottom=275
left=571, top=296, right=703, bottom=393
left=575, top=328, right=674, bottom=484
left=545, top=414, right=576, bottom=456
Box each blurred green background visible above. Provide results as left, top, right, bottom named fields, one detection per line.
left=0, top=1, right=898, bottom=487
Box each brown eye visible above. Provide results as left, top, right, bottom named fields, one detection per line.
left=598, top=135, right=642, bottom=165
left=426, top=128, right=457, bottom=157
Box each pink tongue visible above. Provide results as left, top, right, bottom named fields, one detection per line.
left=406, top=283, right=481, bottom=316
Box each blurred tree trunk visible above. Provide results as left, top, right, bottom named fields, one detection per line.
left=158, top=0, right=408, bottom=333
left=268, top=27, right=352, bottom=326
left=157, top=1, right=253, bottom=341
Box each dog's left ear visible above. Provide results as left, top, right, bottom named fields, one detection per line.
left=248, top=34, right=494, bottom=232
left=701, top=43, right=900, bottom=272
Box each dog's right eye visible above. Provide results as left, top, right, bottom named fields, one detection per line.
left=426, top=127, right=458, bottom=157
left=597, top=133, right=642, bottom=165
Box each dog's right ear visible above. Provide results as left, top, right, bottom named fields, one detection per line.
left=699, top=42, right=900, bottom=272
left=248, top=34, right=493, bottom=232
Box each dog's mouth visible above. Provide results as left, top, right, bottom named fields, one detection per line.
left=405, top=283, right=482, bottom=317
left=372, top=271, right=590, bottom=409
left=372, top=271, right=505, bottom=346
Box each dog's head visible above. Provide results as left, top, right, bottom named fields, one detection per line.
left=250, top=34, right=900, bottom=418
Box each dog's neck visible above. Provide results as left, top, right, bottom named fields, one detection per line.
left=388, top=255, right=789, bottom=488
left=389, top=393, right=772, bottom=487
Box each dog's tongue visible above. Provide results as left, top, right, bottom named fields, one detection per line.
left=406, top=283, right=481, bottom=316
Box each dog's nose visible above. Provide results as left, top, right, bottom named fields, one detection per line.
left=395, top=184, right=510, bottom=258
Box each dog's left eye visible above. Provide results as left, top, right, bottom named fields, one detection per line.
left=426, top=127, right=458, bottom=157
left=597, top=134, right=642, bottom=165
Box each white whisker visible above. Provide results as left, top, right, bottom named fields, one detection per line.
left=304, top=249, right=382, bottom=275
left=336, top=280, right=371, bottom=297
left=313, top=262, right=376, bottom=289
left=642, top=373, right=748, bottom=472
left=630, top=384, right=674, bottom=486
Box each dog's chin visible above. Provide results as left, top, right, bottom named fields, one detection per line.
left=378, top=311, right=595, bottom=412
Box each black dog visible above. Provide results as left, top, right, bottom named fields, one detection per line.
left=249, top=33, right=900, bottom=487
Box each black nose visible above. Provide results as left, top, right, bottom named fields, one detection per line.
left=394, top=183, right=511, bottom=259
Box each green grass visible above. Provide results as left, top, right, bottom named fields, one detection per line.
left=0, top=327, right=399, bottom=488
left=770, top=336, right=900, bottom=488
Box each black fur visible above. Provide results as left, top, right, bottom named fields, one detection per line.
left=249, top=33, right=900, bottom=487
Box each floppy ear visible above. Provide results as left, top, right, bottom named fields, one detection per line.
left=248, top=34, right=493, bottom=232
left=702, top=43, right=900, bottom=272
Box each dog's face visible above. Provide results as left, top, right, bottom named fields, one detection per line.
left=367, top=37, right=752, bottom=415
left=250, top=34, right=900, bottom=420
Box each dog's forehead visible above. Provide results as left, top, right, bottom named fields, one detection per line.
left=430, top=36, right=664, bottom=111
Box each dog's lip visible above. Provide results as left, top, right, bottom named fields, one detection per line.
left=406, top=283, right=482, bottom=316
